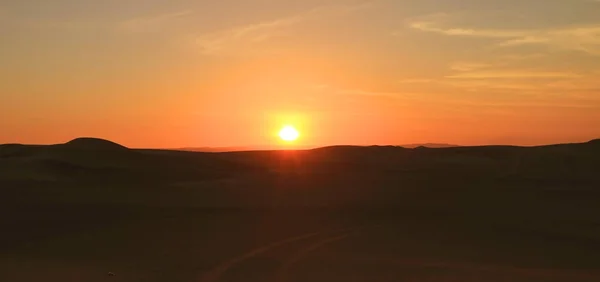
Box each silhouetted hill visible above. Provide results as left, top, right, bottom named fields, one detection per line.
left=63, top=137, right=129, bottom=151
left=2, top=137, right=599, bottom=207
left=2, top=137, right=600, bottom=282
left=176, top=145, right=312, bottom=152
left=0, top=138, right=260, bottom=183
left=587, top=138, right=600, bottom=145
left=400, top=143, right=459, bottom=148
left=177, top=143, right=457, bottom=152
left=307, top=145, right=406, bottom=162
left=0, top=144, right=33, bottom=158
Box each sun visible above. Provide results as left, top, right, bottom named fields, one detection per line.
left=279, top=125, right=300, bottom=142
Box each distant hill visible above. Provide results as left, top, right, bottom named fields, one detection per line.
left=177, top=146, right=277, bottom=152
left=588, top=138, right=600, bottom=145
left=2, top=137, right=599, bottom=181
left=0, top=138, right=258, bottom=182
left=2, top=136, right=600, bottom=281
left=175, top=145, right=314, bottom=152
left=62, top=137, right=129, bottom=151
left=1, top=136, right=599, bottom=208
left=175, top=143, right=458, bottom=152
left=399, top=143, right=459, bottom=149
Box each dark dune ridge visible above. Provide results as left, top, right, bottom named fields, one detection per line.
left=0, top=138, right=256, bottom=185
left=62, top=137, right=129, bottom=150
left=2, top=137, right=600, bottom=282
left=1, top=134, right=599, bottom=215
left=1, top=137, right=599, bottom=208
left=175, top=143, right=458, bottom=152
left=2, top=137, right=599, bottom=175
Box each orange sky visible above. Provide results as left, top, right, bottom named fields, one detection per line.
left=1, top=0, right=599, bottom=148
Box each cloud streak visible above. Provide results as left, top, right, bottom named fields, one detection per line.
left=194, top=2, right=372, bottom=55
left=195, top=16, right=299, bottom=55
left=446, top=70, right=582, bottom=79
left=407, top=14, right=600, bottom=55
left=119, top=10, right=194, bottom=33
left=449, top=62, right=492, bottom=72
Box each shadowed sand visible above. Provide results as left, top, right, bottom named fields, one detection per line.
left=1, top=137, right=600, bottom=281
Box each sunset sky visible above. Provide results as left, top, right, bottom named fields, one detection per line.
left=1, top=0, right=599, bottom=148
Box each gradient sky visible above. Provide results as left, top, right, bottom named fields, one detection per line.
left=1, top=0, right=600, bottom=148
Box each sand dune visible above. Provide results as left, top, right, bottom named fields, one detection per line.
left=1, top=138, right=600, bottom=282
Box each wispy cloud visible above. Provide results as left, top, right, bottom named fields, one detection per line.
left=325, top=83, right=600, bottom=112
left=440, top=67, right=600, bottom=99
left=119, top=10, right=194, bottom=33
left=449, top=62, right=492, bottom=72
left=409, top=21, right=528, bottom=38
left=194, top=2, right=372, bottom=55
left=498, top=53, right=546, bottom=61
left=397, top=78, right=434, bottom=84
left=406, top=14, right=600, bottom=55
left=446, top=70, right=582, bottom=79
left=195, top=17, right=299, bottom=55
left=437, top=97, right=600, bottom=110
left=310, top=84, right=426, bottom=103
left=402, top=54, right=552, bottom=88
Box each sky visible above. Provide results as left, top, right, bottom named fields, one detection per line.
left=1, top=0, right=600, bottom=148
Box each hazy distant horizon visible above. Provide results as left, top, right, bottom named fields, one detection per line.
left=172, top=142, right=460, bottom=152
left=4, top=136, right=600, bottom=151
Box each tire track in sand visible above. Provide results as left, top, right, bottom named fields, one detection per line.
left=200, top=226, right=356, bottom=282
left=274, top=233, right=352, bottom=282
left=274, top=225, right=379, bottom=282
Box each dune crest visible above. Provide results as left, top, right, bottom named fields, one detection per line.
left=63, top=137, right=128, bottom=151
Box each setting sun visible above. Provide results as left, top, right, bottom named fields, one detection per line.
left=279, top=125, right=300, bottom=142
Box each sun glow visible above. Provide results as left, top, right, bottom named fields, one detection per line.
left=279, top=125, right=300, bottom=142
